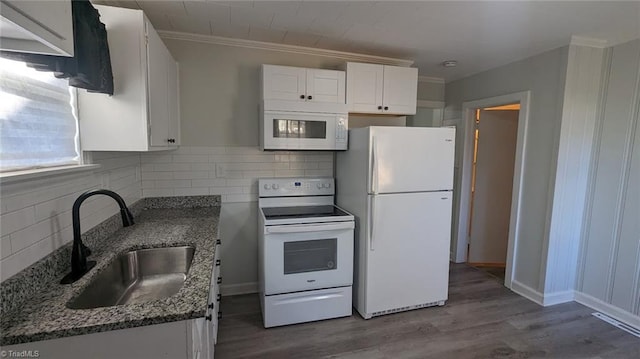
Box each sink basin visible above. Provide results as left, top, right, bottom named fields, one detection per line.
left=67, top=246, right=195, bottom=309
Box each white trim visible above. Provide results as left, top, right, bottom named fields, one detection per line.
left=416, top=100, right=445, bottom=108
left=221, top=282, right=258, bottom=296
left=158, top=30, right=414, bottom=67
left=0, top=164, right=101, bottom=185
left=575, top=291, right=640, bottom=330
left=543, top=290, right=575, bottom=306
left=455, top=91, right=531, bottom=291
left=570, top=35, right=608, bottom=49
left=511, top=280, right=544, bottom=306
left=418, top=76, right=445, bottom=84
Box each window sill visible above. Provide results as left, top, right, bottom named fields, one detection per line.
left=0, top=164, right=101, bottom=185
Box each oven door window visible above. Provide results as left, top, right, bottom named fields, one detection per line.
left=284, top=238, right=337, bottom=274
left=273, top=119, right=327, bottom=139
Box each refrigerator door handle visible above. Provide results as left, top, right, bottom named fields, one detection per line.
left=371, top=136, right=379, bottom=194
left=369, top=195, right=376, bottom=251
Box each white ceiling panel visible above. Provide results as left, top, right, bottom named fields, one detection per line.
left=247, top=26, right=286, bottom=43
left=93, top=1, right=640, bottom=81
left=229, top=6, right=274, bottom=28
left=282, top=30, right=321, bottom=48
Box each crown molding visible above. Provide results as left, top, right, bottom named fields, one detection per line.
left=570, top=36, right=608, bottom=49
left=418, top=76, right=445, bottom=84
left=157, top=30, right=414, bottom=67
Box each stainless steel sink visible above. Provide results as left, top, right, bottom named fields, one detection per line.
left=67, top=246, right=195, bottom=309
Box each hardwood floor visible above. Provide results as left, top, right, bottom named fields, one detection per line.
left=216, top=264, right=639, bottom=358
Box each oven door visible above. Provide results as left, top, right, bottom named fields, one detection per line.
left=263, top=221, right=354, bottom=295
left=263, top=111, right=347, bottom=150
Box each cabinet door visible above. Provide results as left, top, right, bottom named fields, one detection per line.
left=146, top=22, right=170, bottom=148
left=0, top=0, right=74, bottom=56
left=346, top=63, right=383, bottom=113
left=306, top=69, right=345, bottom=104
left=262, top=65, right=306, bottom=101
left=382, top=65, right=418, bottom=115
left=168, top=59, right=180, bottom=147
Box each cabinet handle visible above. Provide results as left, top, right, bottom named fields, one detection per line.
left=205, top=314, right=212, bottom=321
left=216, top=239, right=221, bottom=245
left=307, top=95, right=312, bottom=100
left=217, top=311, right=222, bottom=319
left=300, top=94, right=305, bottom=99
left=167, top=138, right=176, bottom=143
left=217, top=276, right=222, bottom=284
left=208, top=303, right=214, bottom=309
left=384, top=106, right=389, bottom=111
left=217, top=293, right=221, bottom=302
left=377, top=106, right=382, bottom=110
left=216, top=259, right=221, bottom=266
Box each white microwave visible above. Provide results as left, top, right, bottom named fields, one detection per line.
left=260, top=110, right=348, bottom=151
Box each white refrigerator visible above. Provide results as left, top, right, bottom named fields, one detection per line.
left=336, top=126, right=455, bottom=319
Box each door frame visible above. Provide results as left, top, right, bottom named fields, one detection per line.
left=454, top=91, right=531, bottom=289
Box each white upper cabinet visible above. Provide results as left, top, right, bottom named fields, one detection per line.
left=346, top=62, right=418, bottom=115
left=262, top=65, right=346, bottom=108
left=78, top=5, right=180, bottom=151
left=0, top=0, right=74, bottom=56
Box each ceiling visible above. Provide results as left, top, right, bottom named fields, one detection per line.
left=93, top=1, right=640, bottom=82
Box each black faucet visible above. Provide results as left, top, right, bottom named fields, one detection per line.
left=60, top=189, right=135, bottom=284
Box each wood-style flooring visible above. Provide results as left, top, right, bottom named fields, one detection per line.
left=216, top=264, right=639, bottom=358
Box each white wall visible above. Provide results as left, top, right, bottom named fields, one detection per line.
left=0, top=152, right=141, bottom=281
left=576, top=39, right=640, bottom=326
left=445, top=46, right=569, bottom=292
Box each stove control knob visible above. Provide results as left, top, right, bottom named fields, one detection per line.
left=317, top=183, right=322, bottom=189
left=272, top=184, right=279, bottom=190
left=326, top=183, right=332, bottom=189
left=263, top=184, right=271, bottom=190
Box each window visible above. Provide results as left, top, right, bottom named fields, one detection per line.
left=0, top=57, right=80, bottom=172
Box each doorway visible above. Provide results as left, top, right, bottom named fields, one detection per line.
left=467, top=105, right=520, bottom=282
left=453, top=91, right=530, bottom=290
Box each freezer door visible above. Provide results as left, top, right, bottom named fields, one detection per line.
left=364, top=192, right=452, bottom=315
left=369, top=127, right=455, bottom=193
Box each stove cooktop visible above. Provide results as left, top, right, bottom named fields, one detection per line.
left=262, top=205, right=351, bottom=221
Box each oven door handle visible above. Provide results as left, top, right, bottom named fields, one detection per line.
left=266, top=222, right=354, bottom=234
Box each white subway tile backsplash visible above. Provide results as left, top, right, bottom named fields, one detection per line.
left=173, top=171, right=209, bottom=180
left=1, top=235, right=11, bottom=259
left=141, top=171, right=173, bottom=180
left=152, top=163, right=192, bottom=172
left=191, top=179, right=226, bottom=187
left=172, top=154, right=210, bottom=163
left=1, top=207, right=36, bottom=236
left=175, top=187, right=210, bottom=196
left=153, top=179, right=192, bottom=189
left=139, top=146, right=335, bottom=204
left=142, top=188, right=175, bottom=197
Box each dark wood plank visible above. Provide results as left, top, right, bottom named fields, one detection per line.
left=215, top=264, right=640, bottom=358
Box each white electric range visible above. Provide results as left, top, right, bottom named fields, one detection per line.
left=258, top=177, right=355, bottom=328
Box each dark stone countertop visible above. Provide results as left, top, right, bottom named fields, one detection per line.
left=1, top=204, right=220, bottom=346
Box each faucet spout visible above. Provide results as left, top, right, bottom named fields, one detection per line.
left=61, top=189, right=135, bottom=284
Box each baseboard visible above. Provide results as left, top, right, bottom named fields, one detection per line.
left=542, top=290, right=575, bottom=306
left=575, top=291, right=640, bottom=330
left=510, top=280, right=544, bottom=306
left=221, top=282, right=258, bottom=296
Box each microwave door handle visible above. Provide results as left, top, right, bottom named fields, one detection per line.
left=266, top=222, right=354, bottom=234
